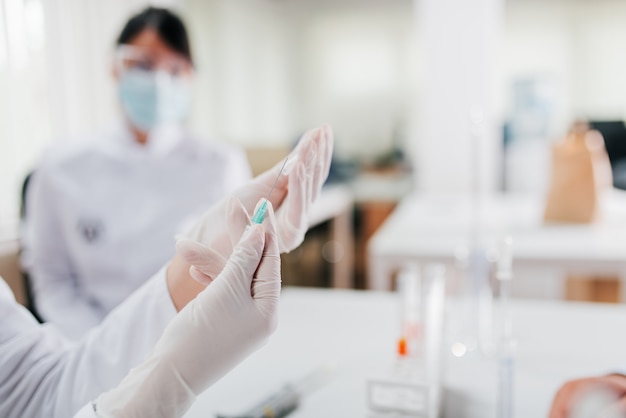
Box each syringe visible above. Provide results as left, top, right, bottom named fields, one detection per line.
left=251, top=157, right=289, bottom=224
left=496, top=237, right=513, bottom=340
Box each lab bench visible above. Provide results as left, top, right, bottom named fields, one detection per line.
left=183, top=287, right=626, bottom=417
left=368, top=190, right=626, bottom=301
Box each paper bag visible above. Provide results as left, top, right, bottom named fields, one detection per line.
left=543, top=122, right=612, bottom=223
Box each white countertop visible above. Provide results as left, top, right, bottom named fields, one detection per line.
left=183, top=288, right=626, bottom=418
left=368, top=191, right=626, bottom=291
left=350, top=171, right=413, bottom=203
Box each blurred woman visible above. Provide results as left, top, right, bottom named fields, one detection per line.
left=21, top=7, right=251, bottom=339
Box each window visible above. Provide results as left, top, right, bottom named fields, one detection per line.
left=0, top=0, right=163, bottom=241
left=0, top=0, right=50, bottom=240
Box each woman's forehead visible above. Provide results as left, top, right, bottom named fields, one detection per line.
left=124, top=28, right=187, bottom=62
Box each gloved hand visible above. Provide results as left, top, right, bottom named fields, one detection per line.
left=176, top=124, right=333, bottom=284
left=95, top=202, right=280, bottom=418
left=549, top=374, right=626, bottom=418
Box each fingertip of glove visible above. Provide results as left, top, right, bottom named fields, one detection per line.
left=299, top=128, right=319, bottom=155
left=261, top=203, right=279, bottom=250
left=321, top=124, right=334, bottom=141
left=175, top=240, right=211, bottom=266
left=263, top=199, right=275, bottom=217
left=236, top=223, right=265, bottom=262
left=316, top=125, right=333, bottom=161
left=253, top=198, right=266, bottom=214
left=244, top=223, right=264, bottom=240
left=189, top=265, right=214, bottom=285
left=258, top=199, right=277, bottom=223
left=175, top=238, right=194, bottom=254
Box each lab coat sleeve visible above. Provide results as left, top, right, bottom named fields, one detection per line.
left=0, top=268, right=176, bottom=418
left=21, top=163, right=103, bottom=337
left=53, top=266, right=177, bottom=417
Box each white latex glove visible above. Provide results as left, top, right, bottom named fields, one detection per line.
left=95, top=202, right=280, bottom=418
left=177, top=124, right=333, bottom=284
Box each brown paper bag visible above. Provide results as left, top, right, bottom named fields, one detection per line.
left=543, top=122, right=612, bottom=223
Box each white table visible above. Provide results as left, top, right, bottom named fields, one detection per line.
left=184, top=288, right=626, bottom=418
left=368, top=192, right=626, bottom=299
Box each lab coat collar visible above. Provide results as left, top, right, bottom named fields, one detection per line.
left=115, top=121, right=188, bottom=158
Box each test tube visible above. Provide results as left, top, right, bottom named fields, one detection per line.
left=397, top=263, right=423, bottom=359
left=496, top=237, right=515, bottom=418
left=396, top=263, right=445, bottom=376
left=423, top=264, right=445, bottom=383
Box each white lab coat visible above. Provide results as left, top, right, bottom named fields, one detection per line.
left=21, top=123, right=251, bottom=338
left=0, top=268, right=176, bottom=418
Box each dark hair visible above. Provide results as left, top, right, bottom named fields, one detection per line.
left=117, top=7, right=193, bottom=64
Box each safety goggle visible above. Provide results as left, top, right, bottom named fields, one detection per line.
left=114, top=45, right=193, bottom=77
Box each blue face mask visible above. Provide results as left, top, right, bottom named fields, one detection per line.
left=118, top=69, right=191, bottom=131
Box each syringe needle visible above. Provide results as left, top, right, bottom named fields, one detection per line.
left=266, top=157, right=289, bottom=201
left=252, top=157, right=289, bottom=224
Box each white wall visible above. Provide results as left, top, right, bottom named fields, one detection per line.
left=503, top=0, right=574, bottom=137
left=501, top=0, right=626, bottom=192
left=183, top=0, right=626, bottom=159
left=570, top=1, right=626, bottom=120
left=6, top=0, right=626, bottom=235
left=182, top=0, right=299, bottom=146
left=296, top=1, right=415, bottom=160
left=44, top=0, right=176, bottom=137
left=504, top=0, right=626, bottom=135
left=182, top=0, right=414, bottom=159
left=414, top=0, right=504, bottom=194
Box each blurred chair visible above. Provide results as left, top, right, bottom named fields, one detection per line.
left=0, top=172, right=34, bottom=306
left=244, top=146, right=290, bottom=177
left=18, top=171, right=43, bottom=320
left=0, top=240, right=26, bottom=305
left=566, top=275, right=620, bottom=303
